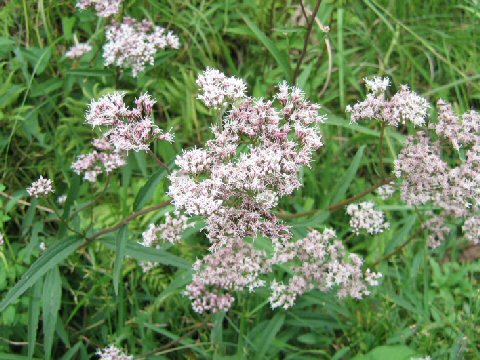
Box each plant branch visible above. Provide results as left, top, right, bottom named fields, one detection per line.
left=147, top=149, right=170, bottom=173
left=81, top=200, right=171, bottom=249
left=278, top=176, right=395, bottom=219
left=0, top=191, right=54, bottom=213
left=293, top=0, right=322, bottom=83
left=371, top=228, right=423, bottom=267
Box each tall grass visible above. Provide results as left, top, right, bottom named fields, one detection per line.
left=0, top=0, right=479, bottom=359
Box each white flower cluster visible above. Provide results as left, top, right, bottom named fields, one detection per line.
left=394, top=101, right=480, bottom=247
left=269, top=229, right=382, bottom=309
left=376, top=182, right=396, bottom=200
left=346, top=76, right=429, bottom=127
left=84, top=92, right=173, bottom=152
left=65, top=43, right=92, bottom=59
left=168, top=69, right=379, bottom=312
left=96, top=345, right=133, bottom=360
left=72, top=138, right=126, bottom=182
left=103, top=17, right=180, bottom=77
left=346, top=202, right=390, bottom=235
left=0, top=233, right=4, bottom=246
left=196, top=68, right=247, bottom=108
left=140, top=210, right=193, bottom=248
left=76, top=0, right=123, bottom=17
left=26, top=176, right=54, bottom=198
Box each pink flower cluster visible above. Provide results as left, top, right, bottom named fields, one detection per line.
left=346, top=76, right=429, bottom=127
left=141, top=210, right=193, bottom=248
left=394, top=102, right=480, bottom=247
left=376, top=182, right=396, bottom=200
left=65, top=43, right=92, bottom=59
left=431, top=100, right=480, bottom=150
left=76, top=0, right=123, bottom=17
left=96, top=345, right=133, bottom=360
left=72, top=138, right=126, bottom=182
left=185, top=238, right=270, bottom=313
left=346, top=202, right=390, bottom=235
left=103, top=17, right=180, bottom=77
left=196, top=68, right=247, bottom=108
left=85, top=92, right=173, bottom=151
left=26, top=176, right=54, bottom=197
left=169, top=69, right=379, bottom=312
left=269, top=229, right=381, bottom=309
left=169, top=71, right=324, bottom=249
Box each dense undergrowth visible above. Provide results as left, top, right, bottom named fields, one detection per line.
left=0, top=0, right=480, bottom=359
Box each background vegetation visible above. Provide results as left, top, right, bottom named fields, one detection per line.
left=0, top=0, right=479, bottom=358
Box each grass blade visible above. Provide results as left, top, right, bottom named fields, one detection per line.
left=0, top=237, right=82, bottom=312
left=241, top=15, right=291, bottom=81
left=113, top=225, right=128, bottom=296
left=329, top=145, right=365, bottom=204
left=103, top=238, right=190, bottom=269
left=28, top=279, right=42, bottom=360
left=133, top=168, right=167, bottom=211
left=42, top=267, right=62, bottom=360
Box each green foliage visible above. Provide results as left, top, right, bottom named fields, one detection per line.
left=0, top=0, right=479, bottom=359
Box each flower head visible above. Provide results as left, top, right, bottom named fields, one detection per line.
left=196, top=68, right=247, bottom=109
left=103, top=17, right=180, bottom=77
left=27, top=176, right=54, bottom=197
left=96, top=345, right=133, bottom=360
left=76, top=0, right=123, bottom=17
left=65, top=43, right=92, bottom=59
left=84, top=92, right=173, bottom=152
left=346, top=202, right=389, bottom=235
left=346, top=77, right=429, bottom=126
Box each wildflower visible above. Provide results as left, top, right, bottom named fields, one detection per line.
left=376, top=182, right=395, bottom=200
left=423, top=214, right=450, bottom=249
left=346, top=202, right=389, bottom=235
left=76, top=0, right=123, bottom=17
left=172, top=70, right=377, bottom=312
left=57, top=195, right=67, bottom=205
left=139, top=261, right=156, bottom=273
left=103, top=17, right=180, bottom=77
left=196, top=68, right=247, bottom=108
left=39, top=242, right=47, bottom=251
left=463, top=215, right=480, bottom=245
left=65, top=43, right=91, bottom=59
left=268, top=229, right=381, bottom=309
left=185, top=239, right=269, bottom=313
left=431, top=100, right=480, bottom=150
left=140, top=211, right=193, bottom=247
left=27, top=176, right=54, bottom=197
left=85, top=92, right=173, bottom=152
left=346, top=77, right=429, bottom=127
left=71, top=138, right=126, bottom=182
left=96, top=345, right=133, bottom=360
left=169, top=74, right=324, bottom=247
left=0, top=233, right=4, bottom=246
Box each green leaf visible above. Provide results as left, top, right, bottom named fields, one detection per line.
left=113, top=225, right=128, bottom=296
left=28, top=280, right=43, bottom=360
left=241, top=15, right=291, bottom=81
left=22, top=197, right=38, bottom=236
left=133, top=169, right=167, bottom=211
left=0, top=237, right=82, bottom=312
left=330, top=145, right=365, bottom=204
left=0, top=85, right=25, bottom=109
left=352, top=345, right=418, bottom=360
left=42, top=267, right=62, bottom=360
left=59, top=342, right=82, bottom=360
left=66, top=68, right=114, bottom=77
left=384, top=215, right=416, bottom=254
left=253, top=312, right=285, bottom=359
left=102, top=238, right=190, bottom=269
left=0, top=353, right=41, bottom=360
